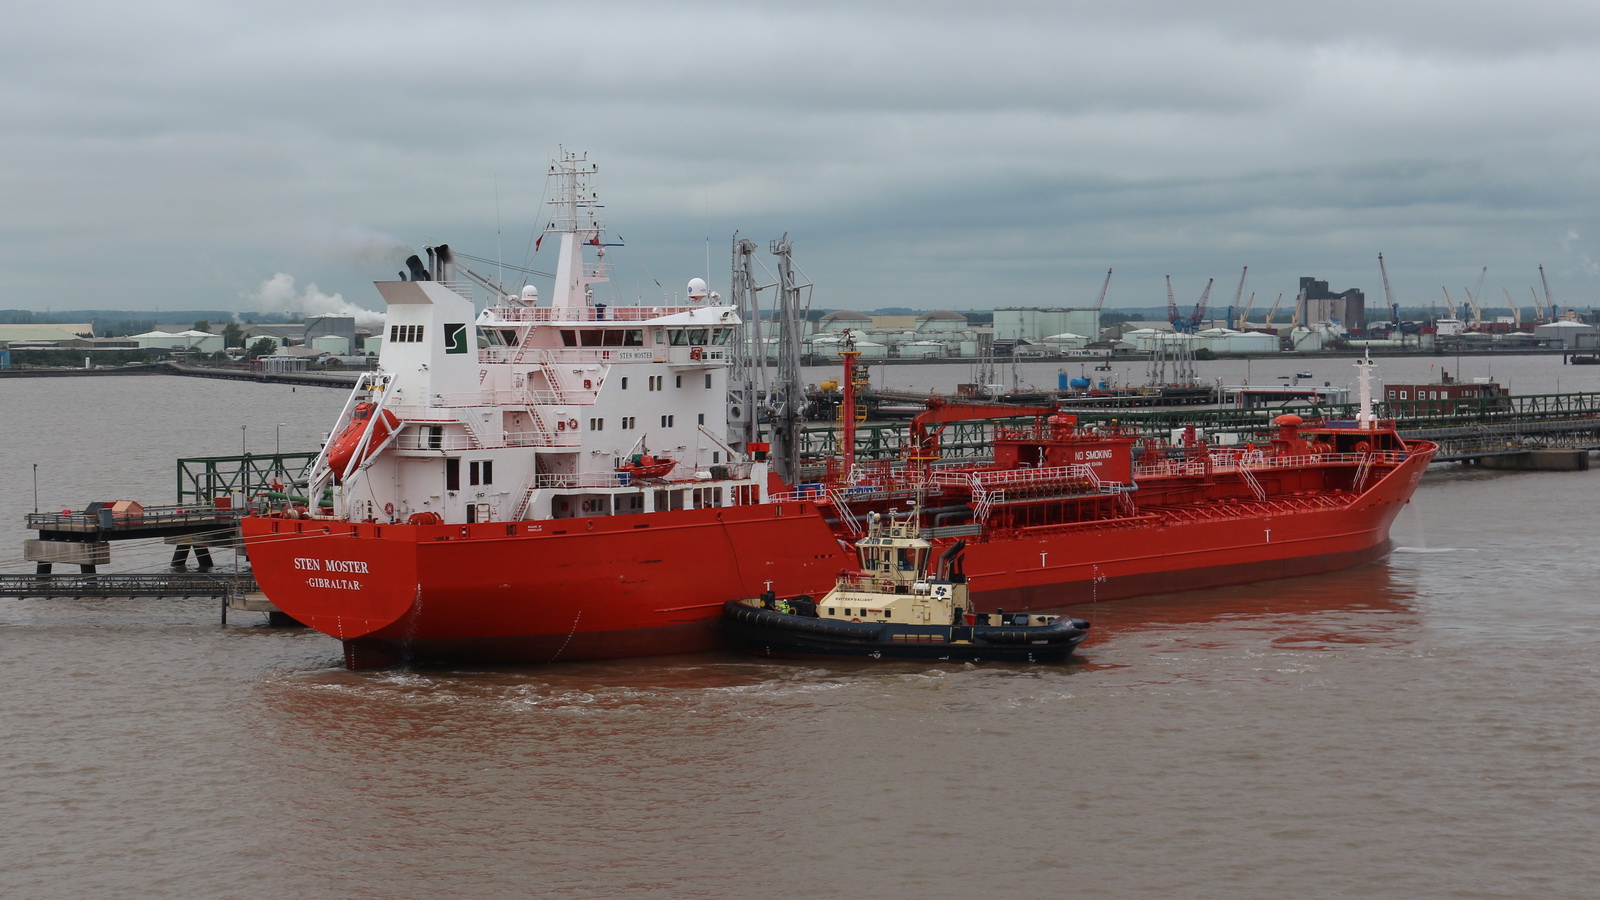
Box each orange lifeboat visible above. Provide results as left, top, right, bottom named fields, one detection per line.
left=617, top=454, right=675, bottom=485
left=326, top=402, right=400, bottom=483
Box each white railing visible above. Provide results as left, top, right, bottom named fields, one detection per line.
left=511, top=472, right=538, bottom=520
left=505, top=429, right=580, bottom=448
left=534, top=472, right=633, bottom=489
left=1239, top=465, right=1267, bottom=501
left=482, top=305, right=698, bottom=324
left=388, top=428, right=581, bottom=452
left=1134, top=449, right=1413, bottom=480
left=933, top=464, right=1126, bottom=496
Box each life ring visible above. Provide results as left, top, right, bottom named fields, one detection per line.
left=559, top=500, right=569, bottom=512
left=568, top=418, right=579, bottom=431
left=384, top=502, right=395, bottom=517
left=690, top=347, right=703, bottom=361
left=879, top=579, right=894, bottom=590
left=850, top=617, right=862, bottom=623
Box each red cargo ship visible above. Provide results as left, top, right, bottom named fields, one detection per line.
left=239, top=153, right=1436, bottom=668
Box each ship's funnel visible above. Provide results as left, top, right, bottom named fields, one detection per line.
left=405, top=254, right=430, bottom=281
left=434, top=244, right=454, bottom=282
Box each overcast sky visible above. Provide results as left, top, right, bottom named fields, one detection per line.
left=7, top=1, right=1600, bottom=321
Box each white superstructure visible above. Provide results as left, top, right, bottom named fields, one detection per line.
left=303, top=151, right=769, bottom=527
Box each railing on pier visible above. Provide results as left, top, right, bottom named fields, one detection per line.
left=0, top=572, right=256, bottom=599
left=27, top=502, right=244, bottom=536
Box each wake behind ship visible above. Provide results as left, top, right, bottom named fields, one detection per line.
left=240, top=152, right=1437, bottom=668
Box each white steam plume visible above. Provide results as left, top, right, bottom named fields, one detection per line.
left=243, top=273, right=386, bottom=328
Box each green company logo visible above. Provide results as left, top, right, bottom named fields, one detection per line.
left=444, top=323, right=468, bottom=354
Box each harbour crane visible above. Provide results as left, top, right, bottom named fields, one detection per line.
left=1236, top=291, right=1256, bottom=330
left=1503, top=288, right=1521, bottom=329
left=1442, top=287, right=1459, bottom=320
left=1227, top=265, right=1248, bottom=331
left=1539, top=264, right=1558, bottom=321
left=1378, top=252, right=1400, bottom=326
left=1531, top=287, right=1547, bottom=324
left=1166, top=275, right=1215, bottom=333
left=1089, top=268, right=1112, bottom=338
left=1462, top=286, right=1484, bottom=328
left=1265, top=291, right=1284, bottom=328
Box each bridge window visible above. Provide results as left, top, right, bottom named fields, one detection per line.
left=688, top=328, right=708, bottom=344
left=625, top=330, right=644, bottom=346
left=560, top=329, right=577, bottom=346
left=669, top=329, right=687, bottom=346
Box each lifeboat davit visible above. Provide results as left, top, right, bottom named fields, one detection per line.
left=326, top=402, right=400, bottom=483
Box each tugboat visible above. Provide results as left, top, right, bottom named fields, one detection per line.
left=723, top=505, right=1090, bottom=662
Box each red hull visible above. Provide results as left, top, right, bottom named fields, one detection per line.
left=240, top=447, right=1431, bottom=667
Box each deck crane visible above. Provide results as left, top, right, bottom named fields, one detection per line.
left=1442, top=287, right=1459, bottom=320
left=1503, top=288, right=1521, bottom=329
left=1531, top=287, right=1547, bottom=324
left=1236, top=291, right=1256, bottom=330
left=1470, top=266, right=1487, bottom=311
left=1378, top=252, right=1400, bottom=326
left=1539, top=264, right=1557, bottom=321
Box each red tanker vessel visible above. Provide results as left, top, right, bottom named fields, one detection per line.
left=240, top=153, right=1437, bottom=668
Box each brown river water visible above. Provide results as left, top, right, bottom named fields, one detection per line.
left=3, top=355, right=1599, bottom=899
